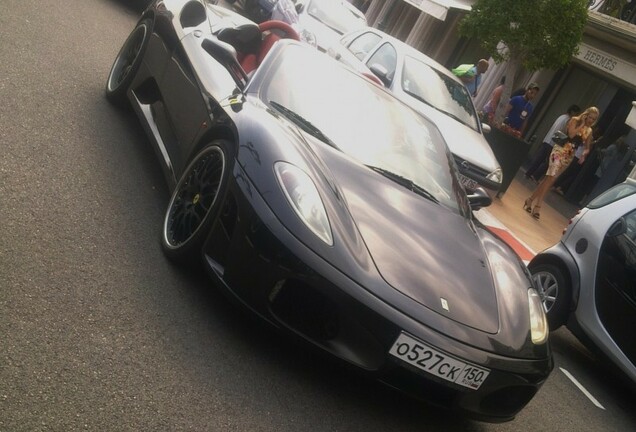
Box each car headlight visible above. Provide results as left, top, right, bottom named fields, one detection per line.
left=274, top=162, right=333, bottom=245
left=487, top=168, right=503, bottom=184
left=527, top=288, right=549, bottom=344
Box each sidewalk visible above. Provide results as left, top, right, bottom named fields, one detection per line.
left=476, top=171, right=581, bottom=260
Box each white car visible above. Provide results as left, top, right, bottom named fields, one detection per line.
left=295, top=0, right=368, bottom=52
left=529, top=178, right=636, bottom=385
left=328, top=28, right=502, bottom=193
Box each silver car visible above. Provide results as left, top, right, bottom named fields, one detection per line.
left=327, top=28, right=502, bottom=193
left=529, top=178, right=636, bottom=384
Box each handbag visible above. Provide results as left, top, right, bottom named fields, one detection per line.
left=551, top=130, right=569, bottom=145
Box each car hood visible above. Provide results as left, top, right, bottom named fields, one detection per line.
left=235, top=101, right=538, bottom=353
left=396, top=95, right=501, bottom=173
left=318, top=149, right=501, bottom=334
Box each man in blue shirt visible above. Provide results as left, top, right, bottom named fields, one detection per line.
left=504, top=82, right=540, bottom=135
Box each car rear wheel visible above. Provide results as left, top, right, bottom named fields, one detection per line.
left=162, top=141, right=229, bottom=263
left=105, top=18, right=152, bottom=105
left=531, top=263, right=570, bottom=330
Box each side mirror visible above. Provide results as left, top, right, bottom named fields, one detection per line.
left=481, top=123, right=491, bottom=134
left=468, top=187, right=492, bottom=210
left=607, top=218, right=627, bottom=237
left=369, top=63, right=391, bottom=87
left=201, top=38, right=248, bottom=91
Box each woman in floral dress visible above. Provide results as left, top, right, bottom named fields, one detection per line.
left=524, top=107, right=599, bottom=219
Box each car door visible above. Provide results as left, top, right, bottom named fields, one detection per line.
left=595, top=208, right=636, bottom=366
left=159, top=32, right=239, bottom=177
left=159, top=37, right=210, bottom=177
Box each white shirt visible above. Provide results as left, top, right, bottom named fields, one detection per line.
left=543, top=113, right=570, bottom=147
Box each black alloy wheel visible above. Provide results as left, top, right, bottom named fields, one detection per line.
left=105, top=18, right=152, bottom=105
left=162, top=142, right=229, bottom=262
left=531, top=263, right=571, bottom=331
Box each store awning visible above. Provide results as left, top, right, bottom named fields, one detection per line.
left=402, top=0, right=475, bottom=21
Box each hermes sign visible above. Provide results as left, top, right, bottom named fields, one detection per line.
left=575, top=42, right=636, bottom=86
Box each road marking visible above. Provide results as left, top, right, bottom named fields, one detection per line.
left=560, top=367, right=606, bottom=410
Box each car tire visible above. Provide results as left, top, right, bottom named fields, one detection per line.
left=162, top=141, right=230, bottom=263
left=105, top=18, right=152, bottom=106
left=531, top=263, right=571, bottom=331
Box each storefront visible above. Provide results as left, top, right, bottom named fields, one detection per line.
left=518, top=12, right=636, bottom=205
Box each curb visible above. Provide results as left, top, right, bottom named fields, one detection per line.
left=475, top=209, right=536, bottom=265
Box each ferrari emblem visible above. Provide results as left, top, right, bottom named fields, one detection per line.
left=441, top=298, right=449, bottom=311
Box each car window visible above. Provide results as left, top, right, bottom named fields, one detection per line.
left=366, top=43, right=397, bottom=85
left=626, top=210, right=636, bottom=243
left=595, top=208, right=636, bottom=363
left=622, top=210, right=636, bottom=304
left=588, top=181, right=636, bottom=209
left=401, top=55, right=480, bottom=131
left=347, top=32, right=382, bottom=60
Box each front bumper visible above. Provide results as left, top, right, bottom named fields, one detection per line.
left=201, top=162, right=552, bottom=422
left=454, top=155, right=501, bottom=193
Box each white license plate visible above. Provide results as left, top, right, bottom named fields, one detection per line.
left=389, top=332, right=490, bottom=390
left=459, top=174, right=478, bottom=191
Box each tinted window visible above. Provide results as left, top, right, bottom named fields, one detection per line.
left=347, top=32, right=382, bottom=60
left=595, top=208, right=636, bottom=364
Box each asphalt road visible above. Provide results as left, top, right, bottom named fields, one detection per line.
left=1, top=1, right=635, bottom=431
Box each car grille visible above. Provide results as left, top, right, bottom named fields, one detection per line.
left=453, top=155, right=490, bottom=178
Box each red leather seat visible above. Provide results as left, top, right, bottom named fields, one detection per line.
left=217, top=21, right=300, bottom=76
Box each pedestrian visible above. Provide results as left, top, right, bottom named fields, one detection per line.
left=525, top=104, right=581, bottom=182
left=503, top=82, right=540, bottom=136
left=481, top=76, right=505, bottom=125
left=523, top=106, right=600, bottom=220
left=452, top=59, right=489, bottom=97
left=585, top=136, right=629, bottom=203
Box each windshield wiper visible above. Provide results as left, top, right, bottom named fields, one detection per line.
left=270, top=101, right=338, bottom=148
left=367, top=165, right=438, bottom=204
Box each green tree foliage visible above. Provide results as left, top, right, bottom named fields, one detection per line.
left=459, top=0, right=589, bottom=125
left=460, top=0, right=588, bottom=71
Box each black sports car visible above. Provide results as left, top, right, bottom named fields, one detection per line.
left=106, top=0, right=552, bottom=422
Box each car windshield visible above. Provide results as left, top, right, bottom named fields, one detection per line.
left=588, top=180, right=636, bottom=209
left=306, top=0, right=367, bottom=35
left=260, top=44, right=468, bottom=215
left=401, top=56, right=480, bottom=131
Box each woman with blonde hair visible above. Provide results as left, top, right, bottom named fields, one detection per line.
left=523, top=106, right=600, bottom=219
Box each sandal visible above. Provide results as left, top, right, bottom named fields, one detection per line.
left=523, top=198, right=533, bottom=213
left=532, top=206, right=541, bottom=220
